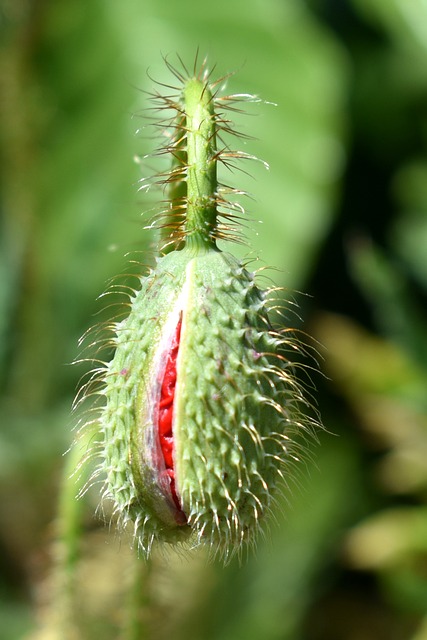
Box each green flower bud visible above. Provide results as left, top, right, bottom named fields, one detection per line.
left=78, top=56, right=316, bottom=562
left=102, top=246, right=303, bottom=558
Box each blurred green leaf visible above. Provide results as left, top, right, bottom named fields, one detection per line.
left=349, top=241, right=427, bottom=368
left=354, top=0, right=427, bottom=55
left=392, top=162, right=427, bottom=292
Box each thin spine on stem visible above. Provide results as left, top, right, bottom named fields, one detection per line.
left=74, top=54, right=319, bottom=564
left=141, top=55, right=266, bottom=251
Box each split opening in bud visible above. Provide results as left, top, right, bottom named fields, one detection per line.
left=157, top=315, right=187, bottom=524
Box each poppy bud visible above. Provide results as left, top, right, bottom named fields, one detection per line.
left=81, top=56, right=315, bottom=561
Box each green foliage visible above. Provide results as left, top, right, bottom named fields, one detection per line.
left=1, top=0, right=426, bottom=638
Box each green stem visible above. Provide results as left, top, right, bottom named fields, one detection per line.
left=120, top=555, right=152, bottom=640
left=183, top=77, right=218, bottom=250
left=50, top=431, right=93, bottom=638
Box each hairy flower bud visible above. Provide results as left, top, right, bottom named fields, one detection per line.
left=101, top=247, right=302, bottom=557
left=77, top=55, right=316, bottom=562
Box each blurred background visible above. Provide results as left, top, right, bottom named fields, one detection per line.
left=1, top=0, right=427, bottom=638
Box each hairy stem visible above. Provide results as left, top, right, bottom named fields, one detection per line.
left=161, top=112, right=187, bottom=254
left=182, top=77, right=218, bottom=250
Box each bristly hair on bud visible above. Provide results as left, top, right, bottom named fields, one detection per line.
left=74, top=53, right=319, bottom=564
